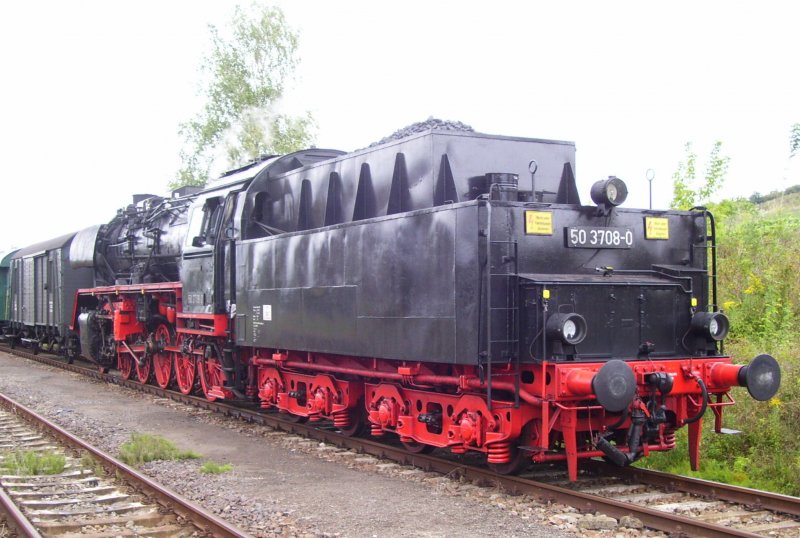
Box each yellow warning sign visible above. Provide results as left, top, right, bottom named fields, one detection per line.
left=525, top=211, right=553, bottom=235
left=645, top=217, right=670, bottom=240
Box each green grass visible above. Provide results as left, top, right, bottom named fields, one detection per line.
left=200, top=461, right=233, bottom=474
left=80, top=452, right=107, bottom=476
left=1, top=450, right=66, bottom=475
left=118, top=433, right=201, bottom=466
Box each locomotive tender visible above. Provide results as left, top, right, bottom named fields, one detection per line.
left=4, top=127, right=781, bottom=479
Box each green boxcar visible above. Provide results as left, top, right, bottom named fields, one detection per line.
left=0, top=249, right=19, bottom=329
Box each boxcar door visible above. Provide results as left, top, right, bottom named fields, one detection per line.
left=34, top=255, right=45, bottom=326
left=47, top=254, right=56, bottom=328
left=22, top=257, right=34, bottom=326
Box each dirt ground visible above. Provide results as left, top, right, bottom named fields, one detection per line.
left=0, top=351, right=579, bottom=537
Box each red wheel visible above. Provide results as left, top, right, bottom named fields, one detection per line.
left=135, top=353, right=152, bottom=384
left=151, top=324, right=174, bottom=389
left=174, top=335, right=196, bottom=395
left=118, top=349, right=133, bottom=380
left=198, top=353, right=224, bottom=401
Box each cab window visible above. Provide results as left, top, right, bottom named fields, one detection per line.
left=188, top=197, right=224, bottom=247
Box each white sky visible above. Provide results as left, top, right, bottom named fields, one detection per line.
left=1, top=1, right=799, bottom=252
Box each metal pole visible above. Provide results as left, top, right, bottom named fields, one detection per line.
left=646, top=169, right=655, bottom=209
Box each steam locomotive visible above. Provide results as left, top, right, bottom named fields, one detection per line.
left=3, top=126, right=781, bottom=480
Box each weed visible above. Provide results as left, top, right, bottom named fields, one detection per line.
left=0, top=450, right=66, bottom=476
left=118, top=433, right=201, bottom=466
left=80, top=452, right=107, bottom=476
left=200, top=461, right=233, bottom=474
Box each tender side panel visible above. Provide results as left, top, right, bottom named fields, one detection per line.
left=237, top=204, right=479, bottom=364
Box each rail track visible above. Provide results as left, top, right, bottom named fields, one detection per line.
left=2, top=345, right=799, bottom=538
left=0, top=388, right=249, bottom=537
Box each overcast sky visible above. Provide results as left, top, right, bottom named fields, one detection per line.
left=1, top=1, right=799, bottom=252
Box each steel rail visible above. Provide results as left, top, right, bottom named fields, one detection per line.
left=3, top=346, right=799, bottom=537
left=585, top=460, right=800, bottom=517
left=0, top=485, right=43, bottom=538
left=0, top=391, right=250, bottom=538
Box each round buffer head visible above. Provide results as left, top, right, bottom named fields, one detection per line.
left=739, top=354, right=781, bottom=401
left=592, top=359, right=637, bottom=413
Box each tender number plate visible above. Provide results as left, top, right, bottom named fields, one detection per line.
left=566, top=226, right=633, bottom=249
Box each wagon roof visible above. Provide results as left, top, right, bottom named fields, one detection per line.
left=0, top=249, right=19, bottom=267
left=12, top=232, right=77, bottom=259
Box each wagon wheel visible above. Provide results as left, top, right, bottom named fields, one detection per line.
left=118, top=348, right=134, bottom=381
left=66, top=336, right=78, bottom=364
left=151, top=323, right=174, bottom=389
left=173, top=334, right=197, bottom=395
left=198, top=350, right=225, bottom=402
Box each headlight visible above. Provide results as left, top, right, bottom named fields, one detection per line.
left=547, top=313, right=587, bottom=345
left=563, top=319, right=578, bottom=340
left=691, top=312, right=729, bottom=341
left=709, top=317, right=719, bottom=336
left=591, top=176, right=628, bottom=207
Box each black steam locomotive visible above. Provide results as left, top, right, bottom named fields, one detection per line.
left=3, top=125, right=780, bottom=479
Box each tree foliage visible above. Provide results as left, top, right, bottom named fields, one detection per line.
left=173, top=4, right=315, bottom=190
left=791, top=123, right=800, bottom=158
left=670, top=141, right=730, bottom=210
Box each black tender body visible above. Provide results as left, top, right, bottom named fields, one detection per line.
left=229, top=130, right=710, bottom=365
